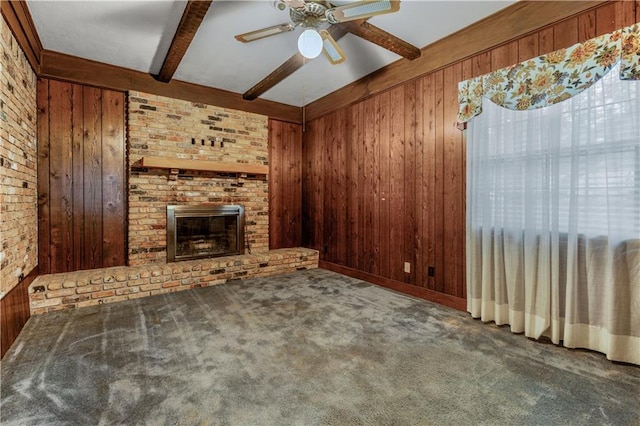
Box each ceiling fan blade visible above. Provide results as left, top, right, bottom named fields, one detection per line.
left=326, top=0, right=400, bottom=24
left=242, top=24, right=351, bottom=101
left=235, top=23, right=296, bottom=43
left=319, top=29, right=346, bottom=65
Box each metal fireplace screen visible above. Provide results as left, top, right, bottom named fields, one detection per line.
left=166, top=205, right=245, bottom=262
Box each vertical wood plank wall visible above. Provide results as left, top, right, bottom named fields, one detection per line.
left=301, top=1, right=636, bottom=308
left=0, top=268, right=38, bottom=358
left=268, top=119, right=302, bottom=249
left=37, top=78, right=127, bottom=274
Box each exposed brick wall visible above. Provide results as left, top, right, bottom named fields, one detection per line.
left=29, top=248, right=319, bottom=314
left=128, top=91, right=269, bottom=265
left=0, top=16, right=37, bottom=298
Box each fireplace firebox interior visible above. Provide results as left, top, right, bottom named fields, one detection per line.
left=166, top=205, right=245, bottom=262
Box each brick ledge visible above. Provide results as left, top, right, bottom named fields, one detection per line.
left=30, top=248, right=318, bottom=314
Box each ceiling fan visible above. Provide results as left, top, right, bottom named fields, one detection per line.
left=235, top=0, right=401, bottom=64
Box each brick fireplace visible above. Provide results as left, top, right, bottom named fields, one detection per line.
left=29, top=91, right=319, bottom=314
left=127, top=91, right=269, bottom=265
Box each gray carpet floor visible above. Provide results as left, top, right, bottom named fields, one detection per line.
left=1, top=269, right=638, bottom=425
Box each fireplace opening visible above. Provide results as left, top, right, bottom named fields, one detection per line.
left=166, top=205, right=245, bottom=262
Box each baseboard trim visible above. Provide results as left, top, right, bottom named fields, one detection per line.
left=1, top=267, right=38, bottom=359
left=319, top=260, right=467, bottom=312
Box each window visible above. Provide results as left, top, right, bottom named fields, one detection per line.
left=469, top=63, right=640, bottom=242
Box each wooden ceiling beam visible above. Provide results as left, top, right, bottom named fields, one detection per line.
left=342, top=20, right=420, bottom=60
left=155, top=0, right=212, bottom=83
left=242, top=24, right=351, bottom=101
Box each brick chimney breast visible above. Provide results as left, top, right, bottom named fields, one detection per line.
left=127, top=92, right=269, bottom=266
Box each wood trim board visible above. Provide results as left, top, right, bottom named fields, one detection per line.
left=39, top=50, right=302, bottom=124
left=1, top=0, right=43, bottom=72
left=304, top=0, right=606, bottom=121
left=319, top=260, right=467, bottom=311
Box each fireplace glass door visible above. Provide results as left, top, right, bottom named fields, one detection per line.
left=167, top=205, right=245, bottom=262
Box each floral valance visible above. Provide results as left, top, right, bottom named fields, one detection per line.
left=458, top=23, right=640, bottom=123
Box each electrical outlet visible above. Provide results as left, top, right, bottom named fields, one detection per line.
left=428, top=266, right=435, bottom=277
left=404, top=262, right=411, bottom=273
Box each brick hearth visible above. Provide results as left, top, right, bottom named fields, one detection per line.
left=29, top=248, right=318, bottom=314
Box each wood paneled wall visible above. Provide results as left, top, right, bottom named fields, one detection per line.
left=302, top=1, right=637, bottom=307
left=1, top=268, right=38, bottom=359
left=269, top=119, right=302, bottom=249
left=37, top=78, right=127, bottom=274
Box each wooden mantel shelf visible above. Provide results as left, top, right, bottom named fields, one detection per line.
left=139, top=156, right=269, bottom=175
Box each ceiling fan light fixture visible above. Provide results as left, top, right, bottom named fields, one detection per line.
left=297, top=29, right=323, bottom=59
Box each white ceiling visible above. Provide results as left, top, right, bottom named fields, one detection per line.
left=27, top=0, right=514, bottom=107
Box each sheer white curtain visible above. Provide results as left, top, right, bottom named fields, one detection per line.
left=466, top=63, right=640, bottom=365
